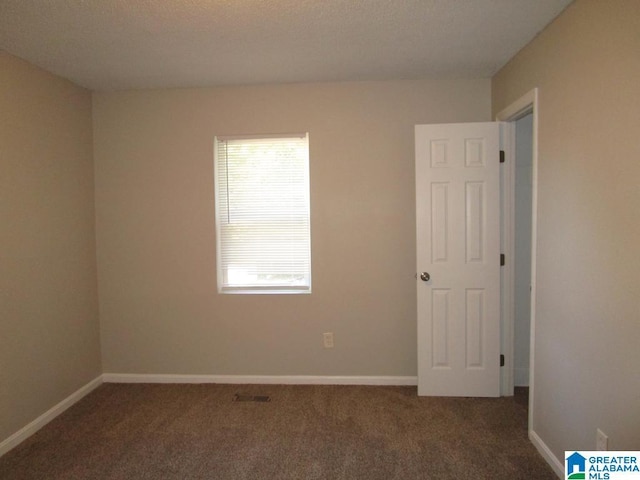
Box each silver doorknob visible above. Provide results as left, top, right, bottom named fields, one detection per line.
left=420, top=272, right=430, bottom=282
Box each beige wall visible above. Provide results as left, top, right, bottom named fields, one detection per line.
left=93, top=79, right=490, bottom=377
left=493, top=0, right=640, bottom=458
left=0, top=52, right=101, bottom=442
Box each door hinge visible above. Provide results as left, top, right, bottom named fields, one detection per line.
left=500, top=354, right=505, bottom=367
left=499, top=150, right=505, bottom=163
left=500, top=253, right=505, bottom=266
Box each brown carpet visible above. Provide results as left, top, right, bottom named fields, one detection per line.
left=0, top=383, right=555, bottom=479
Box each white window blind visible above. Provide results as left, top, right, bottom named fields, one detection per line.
left=214, top=133, right=311, bottom=294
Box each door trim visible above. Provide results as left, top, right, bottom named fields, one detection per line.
left=496, top=88, right=538, bottom=432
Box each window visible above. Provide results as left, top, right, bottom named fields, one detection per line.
left=214, top=133, right=311, bottom=294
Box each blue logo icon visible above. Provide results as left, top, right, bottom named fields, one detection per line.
left=567, top=452, right=586, bottom=479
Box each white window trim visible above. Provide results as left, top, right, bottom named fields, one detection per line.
left=214, top=133, right=311, bottom=295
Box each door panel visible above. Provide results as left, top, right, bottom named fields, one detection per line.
left=416, top=122, right=500, bottom=397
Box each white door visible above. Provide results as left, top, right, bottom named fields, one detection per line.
left=415, top=122, right=501, bottom=397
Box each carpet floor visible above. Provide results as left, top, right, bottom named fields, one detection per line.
left=0, top=384, right=556, bottom=479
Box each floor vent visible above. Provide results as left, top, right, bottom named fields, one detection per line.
left=233, top=394, right=271, bottom=403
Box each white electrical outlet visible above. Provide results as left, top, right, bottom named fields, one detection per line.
left=596, top=428, right=609, bottom=451
left=323, top=332, right=334, bottom=349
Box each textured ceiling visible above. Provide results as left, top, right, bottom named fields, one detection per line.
left=0, top=0, right=572, bottom=91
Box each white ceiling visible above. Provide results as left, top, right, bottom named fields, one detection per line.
left=0, top=0, right=572, bottom=91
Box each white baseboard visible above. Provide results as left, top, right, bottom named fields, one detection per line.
left=0, top=375, right=103, bottom=458
left=103, top=373, right=418, bottom=386
left=529, top=429, right=564, bottom=478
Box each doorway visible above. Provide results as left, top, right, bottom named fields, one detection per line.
left=414, top=89, right=538, bottom=407
left=514, top=113, right=533, bottom=390
left=496, top=88, right=538, bottom=431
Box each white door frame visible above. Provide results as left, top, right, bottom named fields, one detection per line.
left=496, top=88, right=539, bottom=431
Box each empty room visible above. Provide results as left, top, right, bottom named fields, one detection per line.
left=1, top=0, right=638, bottom=478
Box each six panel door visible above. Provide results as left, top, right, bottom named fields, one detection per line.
left=415, top=122, right=501, bottom=397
